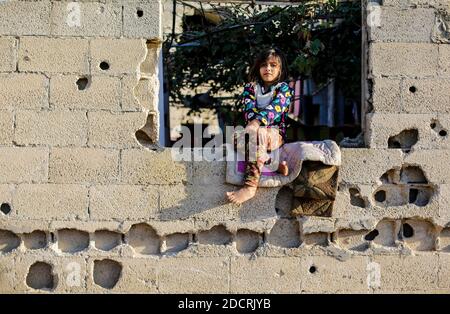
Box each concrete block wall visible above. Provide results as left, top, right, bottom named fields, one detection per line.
left=1, top=0, right=450, bottom=293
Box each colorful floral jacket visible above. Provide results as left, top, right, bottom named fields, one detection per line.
left=240, top=81, right=293, bottom=139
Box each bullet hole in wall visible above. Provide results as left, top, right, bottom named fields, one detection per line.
left=388, top=129, right=418, bottom=150
left=364, top=229, right=379, bottom=241
left=0, top=203, right=11, bottom=215
left=374, top=190, right=386, bottom=203
left=349, top=188, right=366, bottom=208
left=99, top=61, right=110, bottom=71
left=76, top=77, right=89, bottom=91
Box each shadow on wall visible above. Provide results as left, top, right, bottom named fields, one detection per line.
left=157, top=170, right=280, bottom=223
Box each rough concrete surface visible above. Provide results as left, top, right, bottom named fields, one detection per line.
left=0, top=0, right=449, bottom=294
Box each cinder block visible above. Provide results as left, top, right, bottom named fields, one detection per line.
left=0, top=111, right=13, bottom=144
left=404, top=150, right=450, bottom=183
left=0, top=147, right=48, bottom=184
left=339, top=149, right=404, bottom=183
left=50, top=75, right=120, bottom=110
left=402, top=78, right=450, bottom=113
left=16, top=254, right=87, bottom=293
left=439, top=45, right=450, bottom=77
left=372, top=255, right=439, bottom=292
left=15, top=110, right=88, bottom=146
left=89, top=185, right=158, bottom=220
left=370, top=43, right=439, bottom=77
left=53, top=256, right=88, bottom=293
left=123, top=0, right=162, bottom=39
left=50, top=2, right=122, bottom=37
left=300, top=256, right=369, bottom=293
left=159, top=182, right=279, bottom=223
left=13, top=252, right=88, bottom=293
left=0, top=1, right=50, bottom=35
left=87, top=111, right=145, bottom=148
left=402, top=219, right=437, bottom=251
left=0, top=37, right=16, bottom=72
left=0, top=73, right=48, bottom=110
left=121, top=149, right=192, bottom=185
left=18, top=37, right=89, bottom=74
left=14, top=184, right=88, bottom=220
left=366, top=113, right=434, bottom=149
left=334, top=182, right=439, bottom=222
left=90, top=38, right=147, bottom=75
left=368, top=8, right=435, bottom=43
left=87, top=257, right=158, bottom=293
left=158, top=257, right=229, bottom=293
left=230, top=257, right=301, bottom=293
left=371, top=78, right=402, bottom=113
left=49, top=148, right=119, bottom=184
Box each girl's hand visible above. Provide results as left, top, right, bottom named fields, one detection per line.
left=246, top=119, right=261, bottom=132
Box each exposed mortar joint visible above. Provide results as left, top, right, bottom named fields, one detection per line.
left=14, top=36, right=19, bottom=72
left=87, top=186, right=91, bottom=220
left=85, top=111, right=89, bottom=146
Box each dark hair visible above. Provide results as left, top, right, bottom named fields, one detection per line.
left=248, top=47, right=289, bottom=84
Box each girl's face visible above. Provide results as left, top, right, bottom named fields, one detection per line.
left=259, top=55, right=281, bottom=86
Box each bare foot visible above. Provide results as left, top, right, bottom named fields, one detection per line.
left=277, top=161, right=289, bottom=176
left=226, top=186, right=257, bottom=205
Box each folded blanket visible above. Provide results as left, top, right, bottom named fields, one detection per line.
left=225, top=139, right=341, bottom=187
